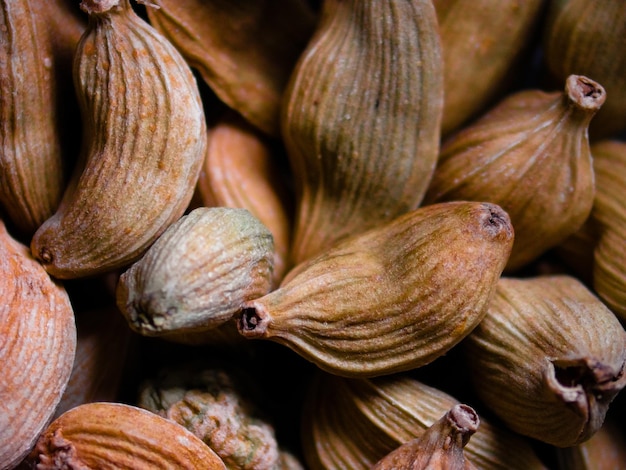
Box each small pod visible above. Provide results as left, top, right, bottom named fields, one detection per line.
left=464, top=275, right=626, bottom=447
left=425, top=75, right=604, bottom=272
left=238, top=201, right=513, bottom=378
left=117, top=207, right=274, bottom=338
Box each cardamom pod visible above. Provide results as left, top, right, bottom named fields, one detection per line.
left=372, top=404, right=479, bottom=470
left=145, top=0, right=316, bottom=137
left=464, top=275, right=626, bottom=447
left=0, top=0, right=66, bottom=237
left=301, top=371, right=547, bottom=470
left=542, top=0, right=626, bottom=139
left=117, top=207, right=274, bottom=338
left=238, top=201, right=512, bottom=378
left=0, top=220, right=76, bottom=469
left=424, top=75, right=604, bottom=272
left=30, top=0, right=207, bottom=279
left=282, top=0, right=444, bottom=265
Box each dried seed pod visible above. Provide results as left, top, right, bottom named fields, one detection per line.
left=464, top=275, right=626, bottom=447
left=146, top=0, right=316, bottom=137
left=555, top=420, right=626, bottom=470
left=28, top=402, right=226, bottom=469
left=0, top=0, right=66, bottom=237
left=282, top=0, right=444, bottom=265
left=433, top=0, right=545, bottom=136
left=372, top=404, right=479, bottom=470
left=542, top=0, right=626, bottom=139
left=197, top=111, right=293, bottom=286
left=139, top=363, right=286, bottom=470
left=117, top=207, right=274, bottom=338
left=238, top=201, right=513, bottom=378
left=0, top=220, right=76, bottom=470
left=588, top=140, right=626, bottom=321
left=302, top=372, right=547, bottom=470
left=424, top=75, right=604, bottom=272
left=30, top=0, right=207, bottom=279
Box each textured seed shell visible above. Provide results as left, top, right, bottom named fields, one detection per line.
left=28, top=402, right=226, bottom=469
left=0, top=220, right=76, bottom=470
left=146, top=0, right=316, bottom=137
left=301, top=372, right=547, bottom=470
left=30, top=0, right=207, bottom=279
left=238, top=201, right=513, bottom=378
left=555, top=420, right=626, bottom=470
left=465, top=275, right=626, bottom=447
left=424, top=75, right=603, bottom=272
left=117, top=207, right=274, bottom=337
left=197, top=111, right=292, bottom=286
left=542, top=0, right=626, bottom=139
left=0, top=0, right=66, bottom=236
left=434, top=0, right=545, bottom=136
left=282, top=0, right=444, bottom=265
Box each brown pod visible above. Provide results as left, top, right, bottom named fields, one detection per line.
left=433, top=0, right=545, bottom=136
left=464, top=275, right=626, bottom=447
left=301, top=372, right=547, bottom=470
left=30, top=0, right=207, bottom=279
left=425, top=75, right=604, bottom=272
left=282, top=0, right=444, bottom=265
left=28, top=402, right=226, bottom=469
left=0, top=220, right=76, bottom=470
left=238, top=201, right=513, bottom=378
left=556, top=419, right=626, bottom=470
left=0, top=0, right=66, bottom=237
left=542, top=0, right=626, bottom=139
left=145, top=0, right=316, bottom=137
left=196, top=111, right=293, bottom=286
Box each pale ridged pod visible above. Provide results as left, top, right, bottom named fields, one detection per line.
left=424, top=75, right=604, bottom=272
left=0, top=220, right=76, bottom=470
left=555, top=420, right=626, bottom=470
left=465, top=275, right=626, bottom=447
left=238, top=201, right=512, bottom=378
left=28, top=402, right=226, bottom=469
left=117, top=207, right=274, bottom=338
left=146, top=0, right=316, bottom=137
left=433, top=0, right=545, bottom=136
left=30, top=0, right=207, bottom=279
left=282, top=0, right=444, bottom=265
left=0, top=0, right=66, bottom=237
left=589, top=140, right=626, bottom=321
left=197, top=111, right=293, bottom=287
left=301, top=372, right=547, bottom=470
left=542, top=0, right=626, bottom=139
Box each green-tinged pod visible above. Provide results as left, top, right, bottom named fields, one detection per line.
left=238, top=201, right=512, bottom=378
left=465, top=275, right=626, bottom=447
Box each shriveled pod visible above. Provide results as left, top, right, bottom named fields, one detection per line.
left=433, top=0, right=545, bottom=136
left=464, top=275, right=626, bottom=447
left=52, top=305, right=132, bottom=420
left=424, top=75, right=604, bottom=272
left=146, top=0, right=316, bottom=137
left=0, top=220, right=76, bottom=470
left=197, top=111, right=293, bottom=286
left=30, top=0, right=207, bottom=279
left=372, top=404, right=479, bottom=470
left=542, top=0, right=626, bottom=139
left=238, top=201, right=513, bottom=378
left=0, top=0, right=66, bottom=237
left=117, top=207, right=274, bottom=338
left=588, top=140, right=626, bottom=321
left=27, top=402, right=226, bottom=469
left=139, top=362, right=295, bottom=470
left=282, top=0, right=444, bottom=265
left=301, top=372, right=547, bottom=470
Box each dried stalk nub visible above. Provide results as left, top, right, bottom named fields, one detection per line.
left=566, top=75, right=605, bottom=111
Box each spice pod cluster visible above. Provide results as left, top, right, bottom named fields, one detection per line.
left=2, top=0, right=626, bottom=469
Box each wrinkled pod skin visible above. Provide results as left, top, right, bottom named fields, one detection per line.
left=30, top=0, right=207, bottom=279
left=238, top=201, right=513, bottom=378
left=464, top=275, right=626, bottom=447
left=282, top=0, right=444, bottom=265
